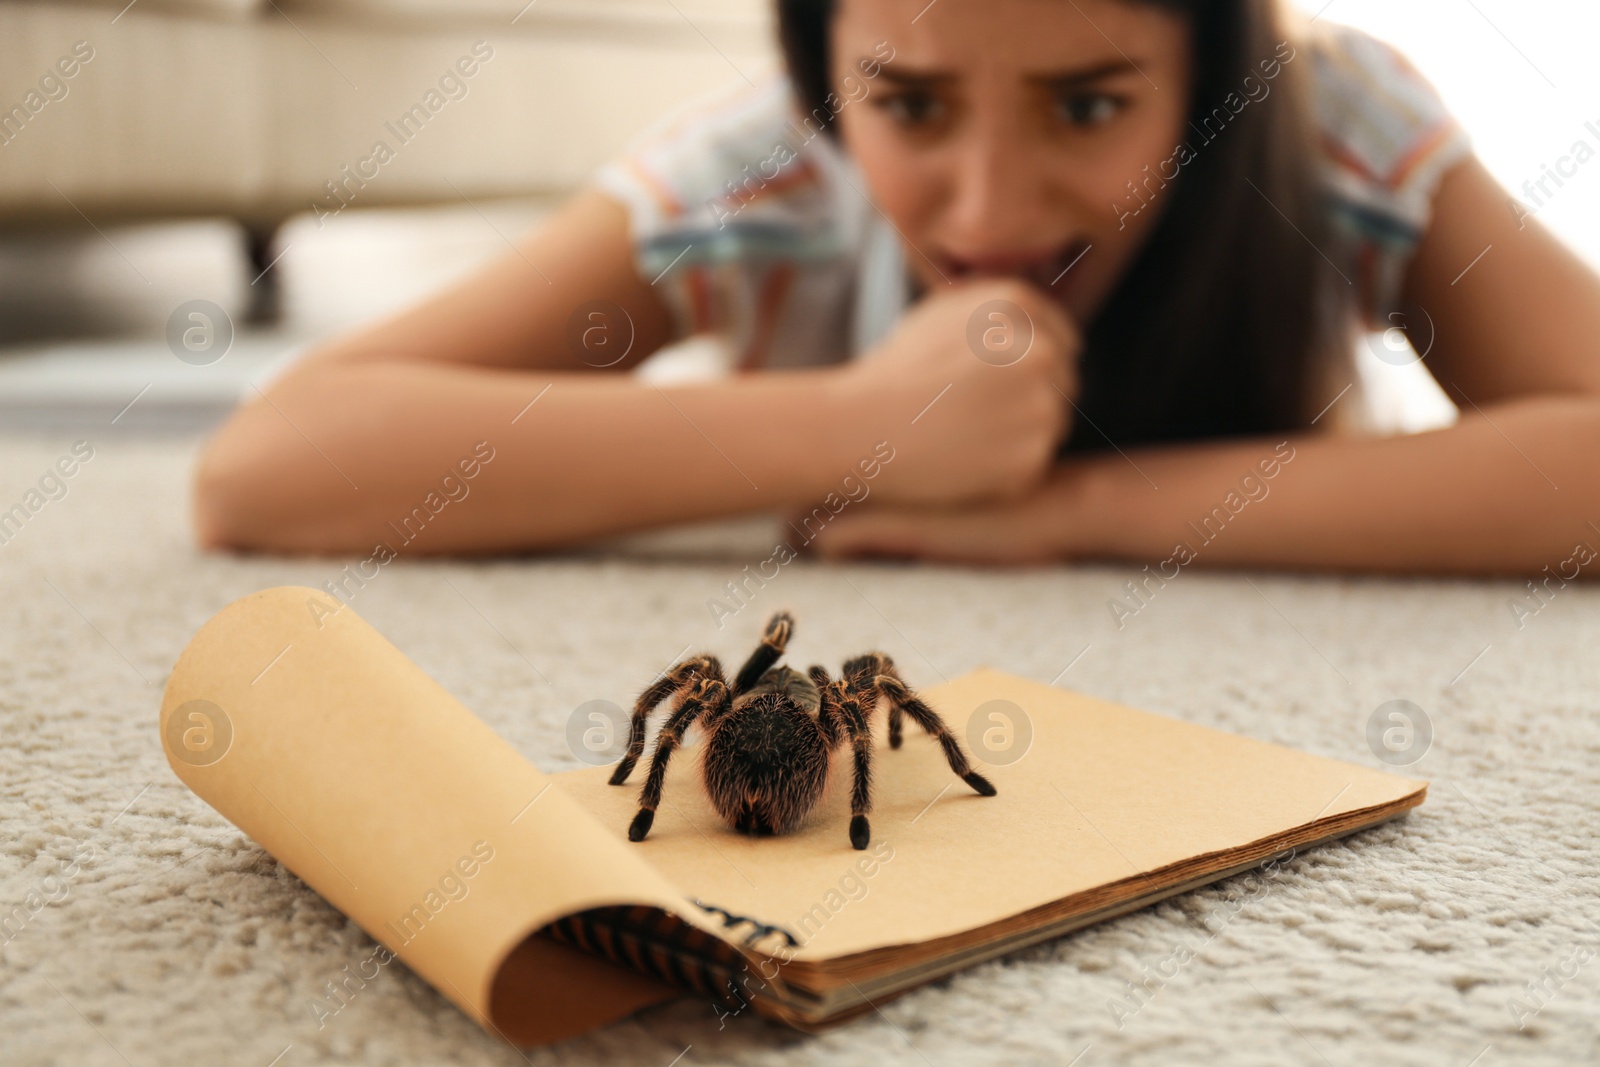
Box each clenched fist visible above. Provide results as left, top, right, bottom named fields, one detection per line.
left=829, top=278, right=1080, bottom=506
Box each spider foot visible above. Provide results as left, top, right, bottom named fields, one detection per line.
left=628, top=808, right=656, bottom=842
left=963, top=771, right=997, bottom=796
left=764, top=610, right=794, bottom=646
left=608, top=762, right=633, bottom=786
left=849, top=814, right=870, bottom=850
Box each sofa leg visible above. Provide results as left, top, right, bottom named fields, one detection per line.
left=243, top=223, right=282, bottom=327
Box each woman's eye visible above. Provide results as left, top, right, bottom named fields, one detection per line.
left=876, top=91, right=946, bottom=127
left=1055, top=91, right=1122, bottom=127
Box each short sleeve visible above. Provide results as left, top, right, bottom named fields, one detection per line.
left=1309, top=23, right=1473, bottom=327
left=590, top=76, right=863, bottom=371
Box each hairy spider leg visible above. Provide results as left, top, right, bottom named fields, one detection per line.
left=731, top=610, right=795, bottom=695
left=846, top=652, right=997, bottom=798
left=609, top=654, right=724, bottom=786
left=626, top=676, right=731, bottom=842
left=843, top=652, right=902, bottom=749
left=822, top=674, right=876, bottom=850
left=807, top=664, right=833, bottom=730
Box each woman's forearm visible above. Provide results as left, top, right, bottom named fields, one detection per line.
left=193, top=359, right=876, bottom=554
left=1055, top=394, right=1600, bottom=575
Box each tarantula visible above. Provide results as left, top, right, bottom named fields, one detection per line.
left=608, top=611, right=996, bottom=850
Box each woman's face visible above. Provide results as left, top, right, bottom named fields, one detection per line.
left=831, top=0, right=1193, bottom=325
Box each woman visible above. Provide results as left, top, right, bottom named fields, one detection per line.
left=193, top=0, right=1600, bottom=574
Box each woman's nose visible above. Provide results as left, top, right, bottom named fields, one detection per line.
left=942, top=125, right=1053, bottom=252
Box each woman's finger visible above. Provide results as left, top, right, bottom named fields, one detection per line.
left=802, top=503, right=1057, bottom=565
left=802, top=508, right=924, bottom=560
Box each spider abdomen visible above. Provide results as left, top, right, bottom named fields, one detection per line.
left=702, top=697, right=828, bottom=836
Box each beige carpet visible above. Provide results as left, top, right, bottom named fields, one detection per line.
left=2, top=429, right=1596, bottom=1066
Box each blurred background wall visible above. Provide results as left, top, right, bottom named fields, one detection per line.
left=0, top=0, right=1593, bottom=429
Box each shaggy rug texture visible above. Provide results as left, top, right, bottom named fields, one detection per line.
left=1, top=430, right=1596, bottom=1067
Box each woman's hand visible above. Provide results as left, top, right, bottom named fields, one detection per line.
left=795, top=478, right=1072, bottom=565
left=828, top=278, right=1080, bottom=508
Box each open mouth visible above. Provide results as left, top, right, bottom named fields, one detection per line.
left=940, top=238, right=1093, bottom=290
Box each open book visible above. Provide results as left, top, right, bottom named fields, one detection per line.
left=160, top=587, right=1426, bottom=1045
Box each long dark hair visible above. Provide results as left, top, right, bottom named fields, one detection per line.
left=776, top=0, right=1350, bottom=450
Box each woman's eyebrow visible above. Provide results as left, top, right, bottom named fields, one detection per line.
left=1032, top=59, right=1145, bottom=86
left=872, top=59, right=1143, bottom=86
left=875, top=66, right=958, bottom=86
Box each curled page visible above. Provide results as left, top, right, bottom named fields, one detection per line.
left=158, top=586, right=726, bottom=1045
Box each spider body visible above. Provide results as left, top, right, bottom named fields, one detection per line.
left=608, top=612, right=996, bottom=850
left=703, top=666, right=829, bottom=836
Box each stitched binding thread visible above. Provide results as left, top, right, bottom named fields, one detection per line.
left=540, top=902, right=795, bottom=1011
left=691, top=898, right=800, bottom=947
